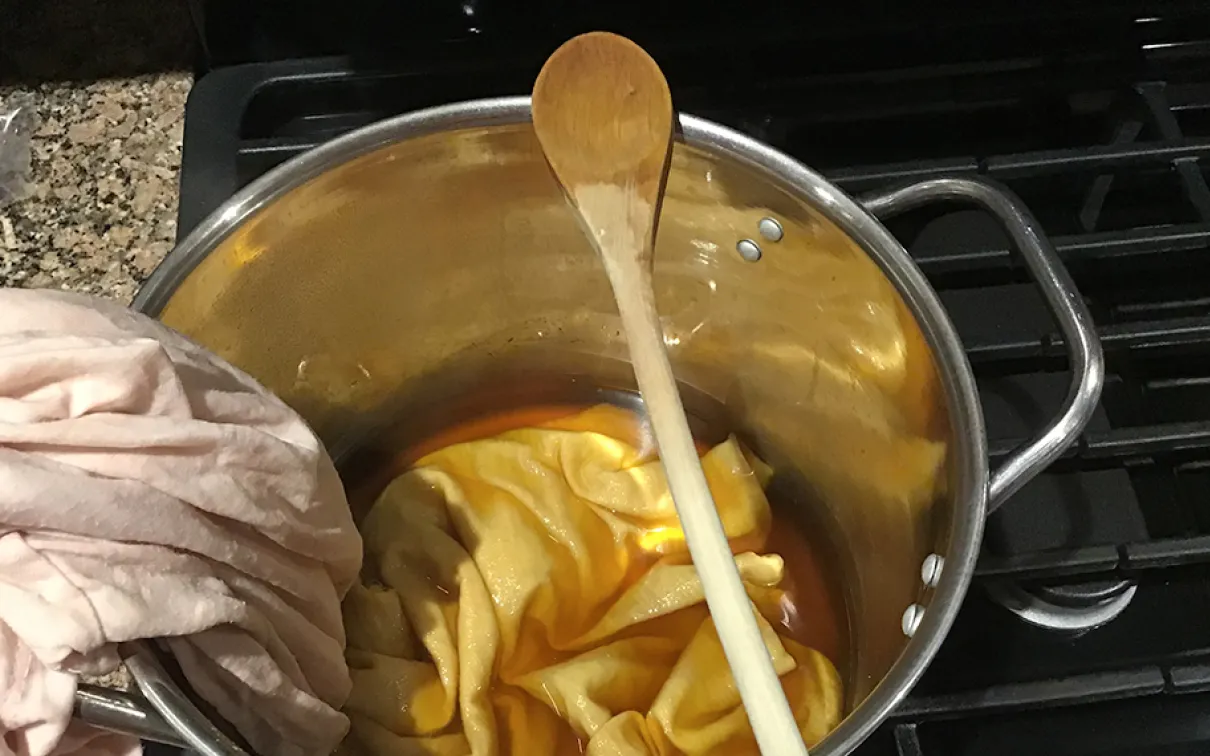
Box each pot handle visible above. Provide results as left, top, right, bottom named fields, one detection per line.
left=859, top=176, right=1105, bottom=515
left=72, top=641, right=247, bottom=755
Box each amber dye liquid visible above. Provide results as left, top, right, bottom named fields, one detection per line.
left=339, top=371, right=851, bottom=679
left=340, top=377, right=850, bottom=752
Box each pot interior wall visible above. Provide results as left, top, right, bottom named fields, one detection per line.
left=156, top=121, right=953, bottom=715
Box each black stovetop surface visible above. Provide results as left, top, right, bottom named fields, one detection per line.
left=175, top=2, right=1210, bottom=754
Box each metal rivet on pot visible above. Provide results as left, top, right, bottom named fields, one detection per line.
left=921, top=553, right=945, bottom=588
left=901, top=604, right=925, bottom=637
left=757, top=217, right=784, bottom=242
left=736, top=239, right=762, bottom=262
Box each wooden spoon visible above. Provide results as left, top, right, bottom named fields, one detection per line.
left=532, top=32, right=810, bottom=756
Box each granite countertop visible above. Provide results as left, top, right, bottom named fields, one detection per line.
left=0, top=73, right=190, bottom=302
left=0, top=0, right=196, bottom=304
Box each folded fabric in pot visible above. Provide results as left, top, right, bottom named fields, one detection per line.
left=0, top=289, right=363, bottom=756
left=341, top=406, right=844, bottom=756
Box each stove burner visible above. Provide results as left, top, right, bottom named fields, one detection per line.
left=985, top=579, right=1138, bottom=633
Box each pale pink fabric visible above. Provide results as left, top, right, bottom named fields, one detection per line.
left=0, top=289, right=362, bottom=756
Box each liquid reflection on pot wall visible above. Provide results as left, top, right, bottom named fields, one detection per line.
left=157, top=123, right=952, bottom=718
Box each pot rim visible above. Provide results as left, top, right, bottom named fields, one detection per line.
left=134, top=95, right=988, bottom=756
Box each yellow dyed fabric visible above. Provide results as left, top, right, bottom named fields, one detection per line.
left=339, top=406, right=843, bottom=756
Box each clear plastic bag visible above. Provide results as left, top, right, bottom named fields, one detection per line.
left=0, top=96, right=35, bottom=207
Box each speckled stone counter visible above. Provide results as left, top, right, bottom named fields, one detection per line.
left=0, top=73, right=190, bottom=303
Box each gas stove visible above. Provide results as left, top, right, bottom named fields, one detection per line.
left=173, top=2, right=1210, bottom=753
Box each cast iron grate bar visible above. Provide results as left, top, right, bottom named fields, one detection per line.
left=1128, top=535, right=1210, bottom=568
left=1137, top=82, right=1210, bottom=221
left=975, top=546, right=1122, bottom=580
left=958, top=318, right=1210, bottom=365
left=894, top=667, right=1167, bottom=722
left=889, top=670, right=1210, bottom=754
left=823, top=158, right=980, bottom=191
left=903, top=224, right=1210, bottom=277
left=1169, top=662, right=1210, bottom=693
left=1079, top=119, right=1145, bottom=232
left=974, top=535, right=1210, bottom=581
left=981, top=136, right=1210, bottom=178
left=893, top=724, right=923, bottom=756
left=987, top=422, right=1210, bottom=462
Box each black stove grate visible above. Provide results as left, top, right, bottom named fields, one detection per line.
left=175, top=4, right=1210, bottom=753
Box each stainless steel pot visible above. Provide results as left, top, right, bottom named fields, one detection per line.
left=77, top=97, right=1103, bottom=755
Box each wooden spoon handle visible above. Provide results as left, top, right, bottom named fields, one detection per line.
left=600, top=249, right=811, bottom=756
left=532, top=32, right=809, bottom=753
